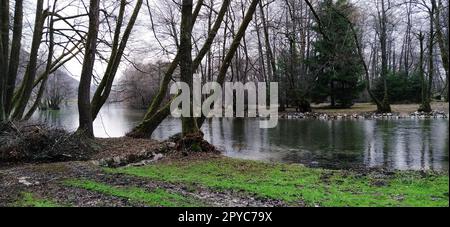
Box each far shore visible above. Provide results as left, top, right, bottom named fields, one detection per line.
left=277, top=102, right=449, bottom=119
left=308, top=102, right=449, bottom=114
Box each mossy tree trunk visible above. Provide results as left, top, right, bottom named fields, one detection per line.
left=24, top=1, right=57, bottom=121
left=0, top=0, right=90, bottom=122
left=4, top=0, right=23, bottom=117
left=179, top=0, right=200, bottom=136
left=128, top=0, right=233, bottom=138
left=129, top=0, right=259, bottom=137
left=90, top=0, right=144, bottom=120
left=77, top=0, right=100, bottom=138
left=0, top=0, right=9, bottom=121
left=139, top=0, right=204, bottom=122
left=12, top=0, right=46, bottom=120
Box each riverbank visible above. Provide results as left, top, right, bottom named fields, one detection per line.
left=312, top=102, right=449, bottom=114
left=1, top=138, right=448, bottom=207
left=280, top=102, right=449, bottom=119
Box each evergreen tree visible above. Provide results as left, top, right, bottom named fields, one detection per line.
left=309, top=0, right=363, bottom=108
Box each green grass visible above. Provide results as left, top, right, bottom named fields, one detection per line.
left=107, top=157, right=449, bottom=207
left=14, top=192, right=60, bottom=207
left=64, top=179, right=202, bottom=207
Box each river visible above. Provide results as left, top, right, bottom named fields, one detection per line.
left=32, top=104, right=449, bottom=171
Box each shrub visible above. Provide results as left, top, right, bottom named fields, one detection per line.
left=372, top=71, right=422, bottom=103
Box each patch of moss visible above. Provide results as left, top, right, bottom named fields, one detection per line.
left=107, top=157, right=449, bottom=207
left=190, top=143, right=202, bottom=152
left=14, top=192, right=60, bottom=207
left=64, top=179, right=203, bottom=207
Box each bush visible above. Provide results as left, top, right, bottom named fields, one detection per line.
left=372, top=71, right=422, bottom=103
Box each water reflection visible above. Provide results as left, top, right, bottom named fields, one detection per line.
left=32, top=105, right=449, bottom=171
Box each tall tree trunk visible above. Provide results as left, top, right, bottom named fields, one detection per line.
left=0, top=0, right=9, bottom=121
left=199, top=0, right=260, bottom=126
left=91, top=0, right=144, bottom=120
left=12, top=0, right=45, bottom=120
left=0, top=0, right=9, bottom=74
left=418, top=33, right=431, bottom=113
left=139, top=0, right=205, bottom=122
left=128, top=0, right=260, bottom=138
left=128, top=0, right=232, bottom=138
left=432, top=0, right=449, bottom=101
left=179, top=0, right=199, bottom=136
left=259, top=1, right=279, bottom=108
left=207, top=0, right=213, bottom=81
left=77, top=0, right=100, bottom=137
left=333, top=6, right=384, bottom=111
left=255, top=12, right=268, bottom=85
left=378, top=0, right=391, bottom=113
left=4, top=0, right=23, bottom=116
left=427, top=3, right=435, bottom=107
left=24, top=0, right=57, bottom=120
left=404, top=0, right=412, bottom=77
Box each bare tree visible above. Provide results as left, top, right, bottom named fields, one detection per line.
left=90, top=0, right=144, bottom=120
left=128, top=0, right=233, bottom=138
left=0, top=0, right=85, bottom=122
left=11, top=0, right=46, bottom=120
left=77, top=0, right=101, bottom=137
left=375, top=0, right=392, bottom=113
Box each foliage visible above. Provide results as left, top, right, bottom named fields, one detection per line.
left=308, top=0, right=364, bottom=108
left=372, top=71, right=422, bottom=103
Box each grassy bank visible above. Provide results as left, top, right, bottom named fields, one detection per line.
left=2, top=155, right=448, bottom=207
left=106, top=157, right=449, bottom=207
left=13, top=192, right=60, bottom=207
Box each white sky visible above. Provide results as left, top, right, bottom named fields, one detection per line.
left=18, top=0, right=446, bottom=82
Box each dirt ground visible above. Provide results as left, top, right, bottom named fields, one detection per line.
left=1, top=135, right=448, bottom=207
left=0, top=137, right=286, bottom=207
left=0, top=153, right=286, bottom=207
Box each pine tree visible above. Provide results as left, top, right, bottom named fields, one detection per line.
left=309, top=0, right=363, bottom=108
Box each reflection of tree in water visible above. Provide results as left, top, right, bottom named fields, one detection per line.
left=420, top=120, right=432, bottom=170
left=363, top=119, right=448, bottom=171
left=367, top=120, right=409, bottom=169
left=40, top=71, right=75, bottom=110
left=402, top=120, right=432, bottom=170
left=330, top=121, right=366, bottom=165
left=30, top=109, right=449, bottom=170
left=37, top=110, right=62, bottom=127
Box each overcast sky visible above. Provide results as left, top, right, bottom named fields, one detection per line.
left=19, top=0, right=443, bottom=82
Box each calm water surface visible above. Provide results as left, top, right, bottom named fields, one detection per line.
left=33, top=105, right=449, bottom=171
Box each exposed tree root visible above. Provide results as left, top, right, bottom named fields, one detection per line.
left=175, top=132, right=219, bottom=153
